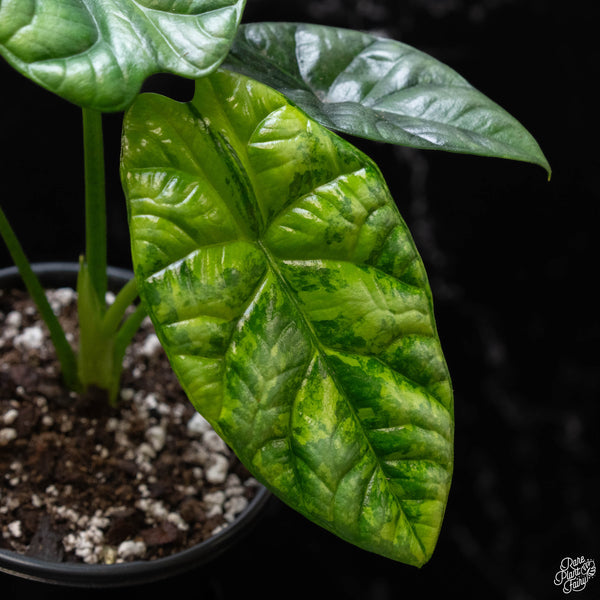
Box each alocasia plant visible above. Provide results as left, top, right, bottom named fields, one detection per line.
left=121, top=69, right=454, bottom=565
left=0, top=1, right=550, bottom=566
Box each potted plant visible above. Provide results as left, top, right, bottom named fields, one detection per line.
left=0, top=0, right=550, bottom=585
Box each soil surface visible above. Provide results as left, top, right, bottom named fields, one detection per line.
left=0, top=286, right=259, bottom=564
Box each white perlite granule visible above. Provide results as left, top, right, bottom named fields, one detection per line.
left=117, top=540, right=147, bottom=561
left=7, top=520, right=22, bottom=538
left=145, top=424, right=167, bottom=452
left=5, top=311, right=22, bottom=328
left=205, top=453, right=230, bottom=484
left=2, top=409, right=19, bottom=425
left=0, top=428, right=17, bottom=447
left=187, top=412, right=212, bottom=437
left=14, top=325, right=44, bottom=350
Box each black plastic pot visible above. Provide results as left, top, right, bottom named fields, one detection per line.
left=0, top=262, right=270, bottom=587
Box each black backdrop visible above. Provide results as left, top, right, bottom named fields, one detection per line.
left=1, top=1, right=598, bottom=599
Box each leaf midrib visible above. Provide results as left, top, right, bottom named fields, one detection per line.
left=257, top=239, right=428, bottom=559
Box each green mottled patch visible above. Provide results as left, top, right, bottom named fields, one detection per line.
left=121, top=69, right=454, bottom=566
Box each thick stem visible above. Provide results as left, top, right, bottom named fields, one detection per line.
left=82, top=108, right=107, bottom=306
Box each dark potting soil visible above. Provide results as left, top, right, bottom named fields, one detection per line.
left=0, top=287, right=259, bottom=564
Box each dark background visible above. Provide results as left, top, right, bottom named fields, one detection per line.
left=1, top=1, right=598, bottom=598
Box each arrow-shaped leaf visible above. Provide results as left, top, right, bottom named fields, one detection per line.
left=0, top=0, right=245, bottom=111
left=121, top=70, right=454, bottom=565
left=223, top=22, right=550, bottom=175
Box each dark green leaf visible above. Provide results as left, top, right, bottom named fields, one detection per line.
left=224, top=22, right=550, bottom=175
left=121, top=69, right=453, bottom=565
left=0, top=0, right=246, bottom=111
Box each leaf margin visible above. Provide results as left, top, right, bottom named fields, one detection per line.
left=223, top=21, right=551, bottom=176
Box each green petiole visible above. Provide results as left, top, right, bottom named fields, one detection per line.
left=82, top=108, right=108, bottom=307
left=0, top=205, right=82, bottom=392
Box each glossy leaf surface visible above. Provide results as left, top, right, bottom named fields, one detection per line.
left=121, top=70, right=454, bottom=565
left=224, top=22, right=550, bottom=175
left=0, top=0, right=245, bottom=111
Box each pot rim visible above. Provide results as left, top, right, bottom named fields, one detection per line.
left=0, top=262, right=272, bottom=587
left=0, top=485, right=270, bottom=588
left=0, top=486, right=270, bottom=587
left=0, top=262, right=135, bottom=287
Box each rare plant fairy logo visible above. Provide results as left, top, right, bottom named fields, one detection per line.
left=554, top=556, right=596, bottom=594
